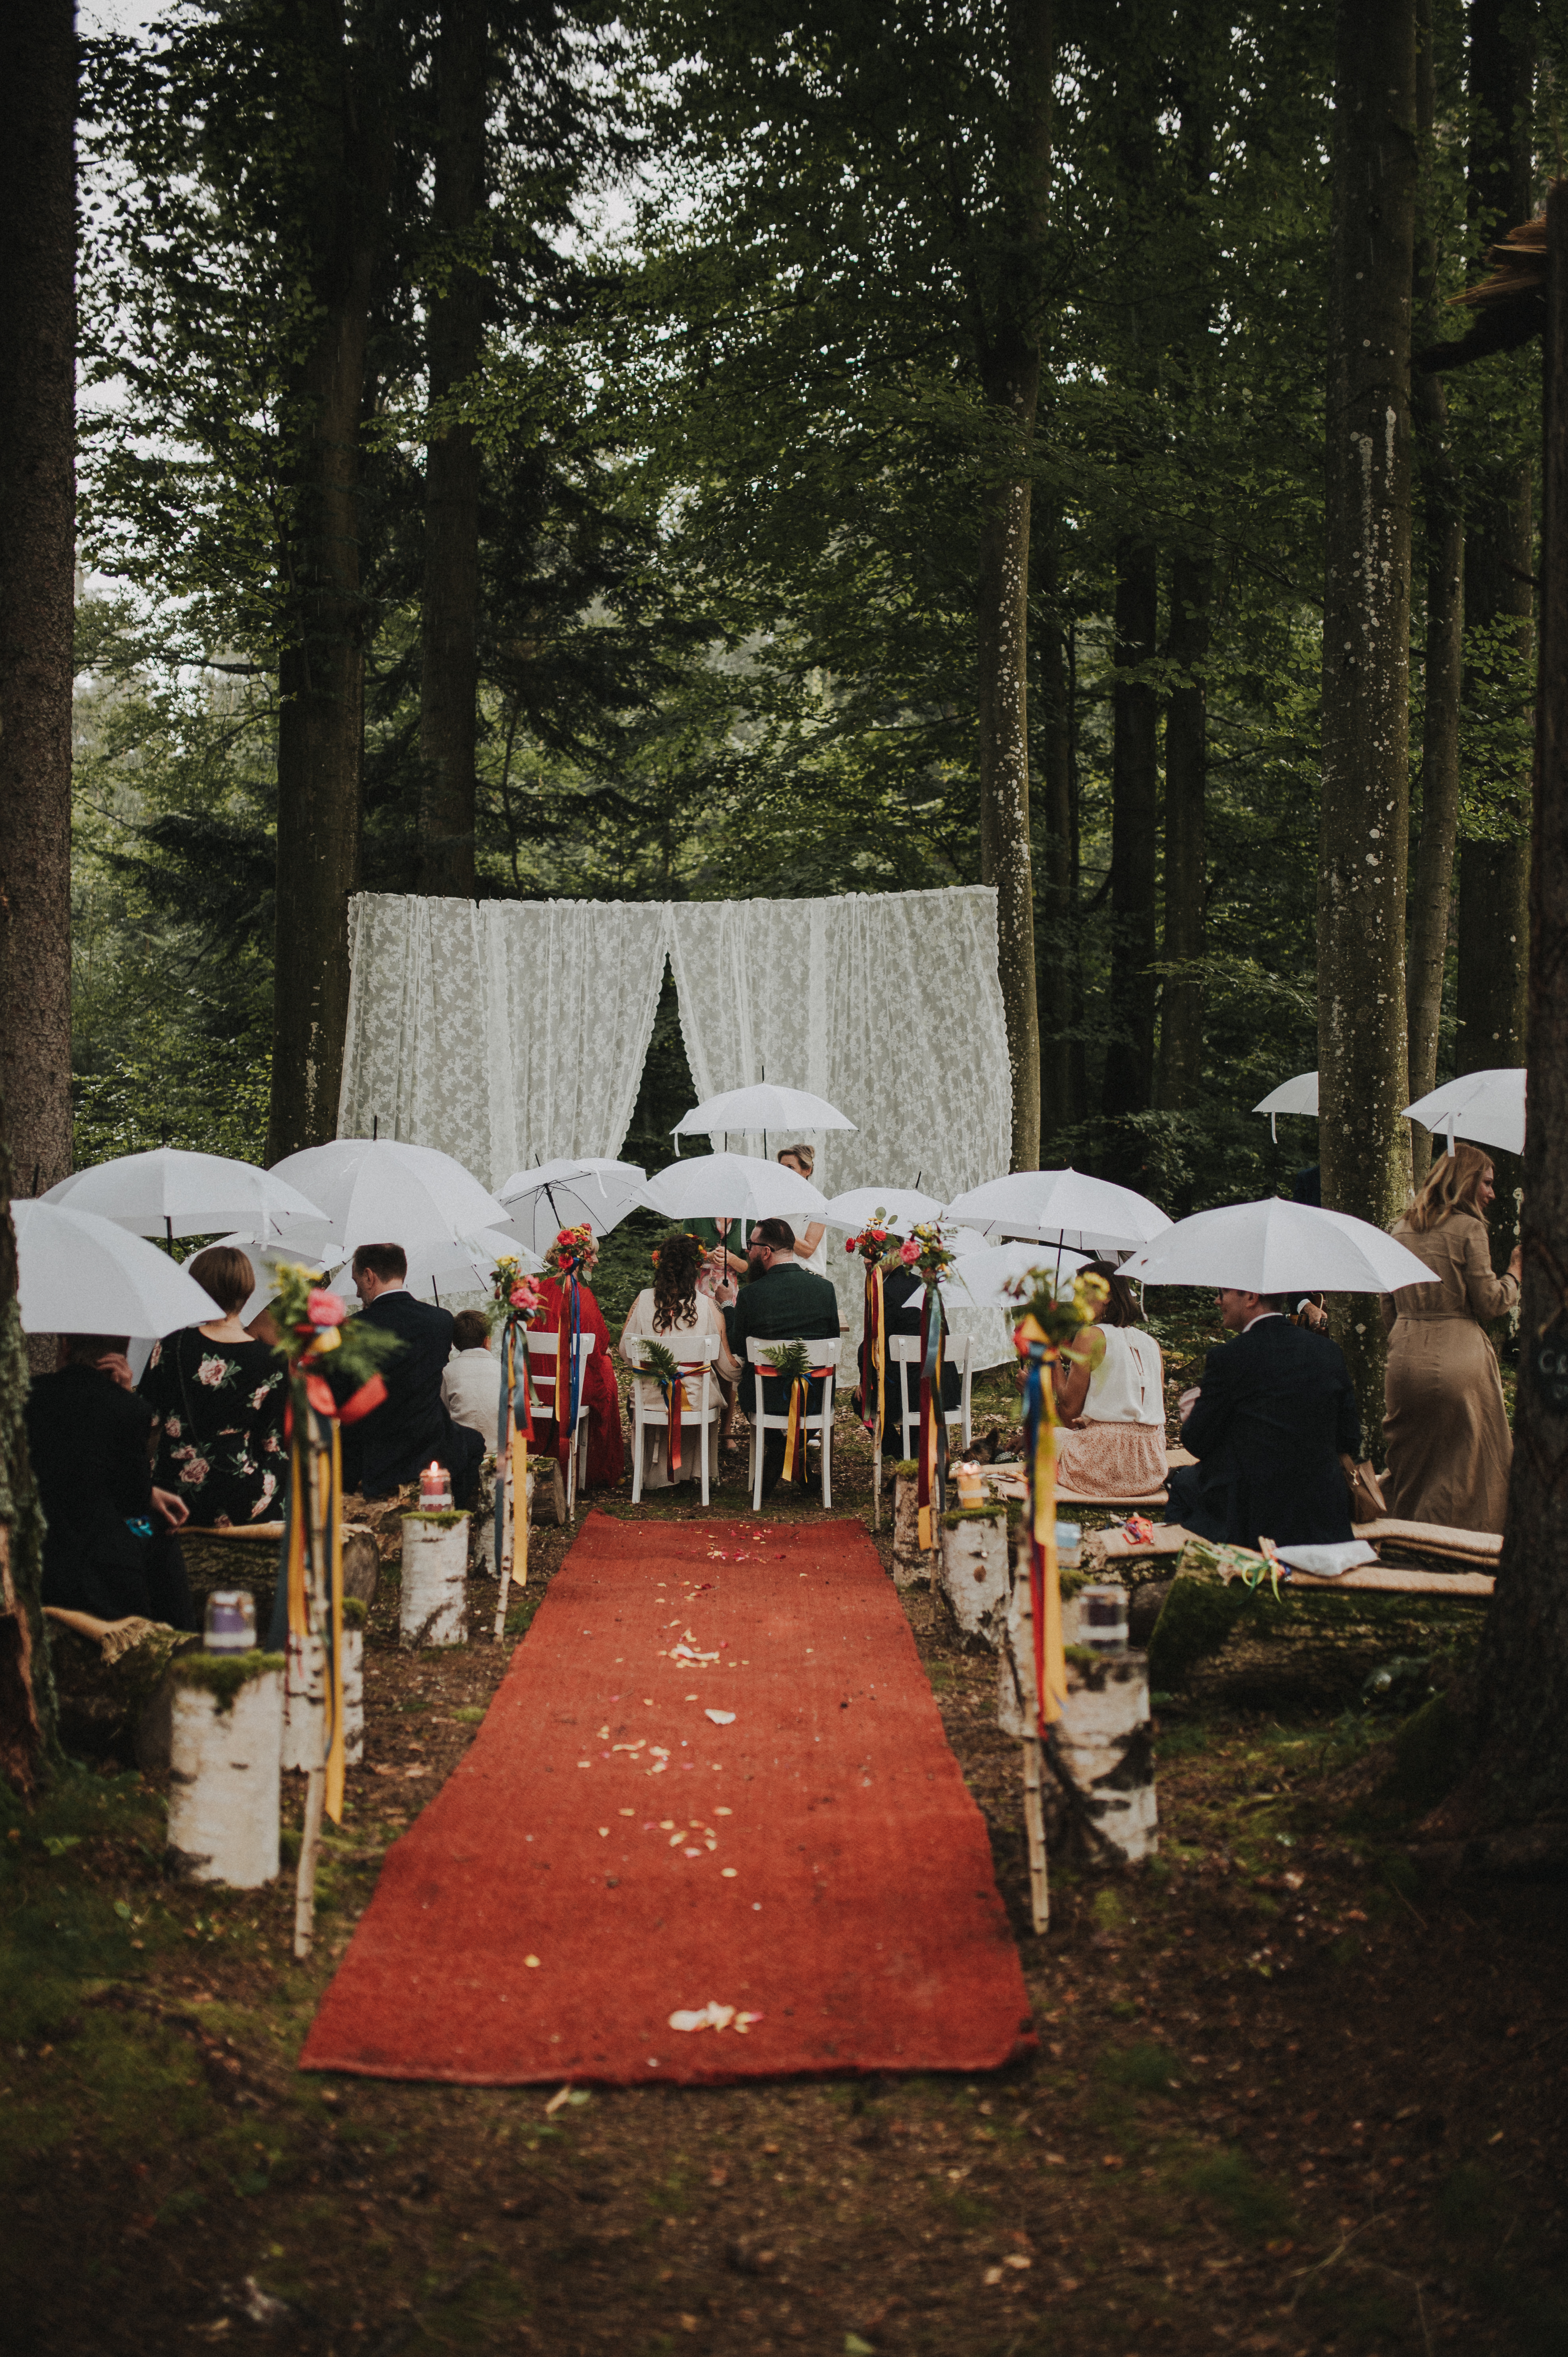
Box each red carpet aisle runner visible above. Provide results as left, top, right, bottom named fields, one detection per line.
left=300, top=1512, right=1036, bottom=2086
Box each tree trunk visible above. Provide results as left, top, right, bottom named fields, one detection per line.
left=975, top=0, right=1051, bottom=1174
left=1318, top=0, right=1418, bottom=1439
left=0, top=2, right=74, bottom=1214
left=1102, top=536, right=1159, bottom=1121
left=266, top=4, right=394, bottom=1165
left=1454, top=0, right=1535, bottom=1095
left=0, top=1126, right=58, bottom=1793
left=1406, top=0, right=1463, bottom=1183
left=1157, top=545, right=1211, bottom=1111
left=1038, top=523, right=1077, bottom=1145
left=416, top=0, right=488, bottom=900
left=1472, top=177, right=1568, bottom=1834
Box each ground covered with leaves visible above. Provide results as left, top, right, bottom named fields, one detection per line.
left=3, top=1369, right=1564, bottom=2356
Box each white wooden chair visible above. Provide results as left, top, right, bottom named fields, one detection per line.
left=623, top=1332, right=723, bottom=1506
left=745, top=1336, right=841, bottom=1510
left=524, top=1329, right=596, bottom=1516
left=887, top=1329, right=974, bottom=1460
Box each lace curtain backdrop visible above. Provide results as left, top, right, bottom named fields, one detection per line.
left=337, top=885, right=1016, bottom=1366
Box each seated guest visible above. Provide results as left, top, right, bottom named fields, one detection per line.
left=1166, top=1286, right=1361, bottom=1547
left=530, top=1229, right=625, bottom=1489
left=1051, top=1261, right=1166, bottom=1499
left=620, top=1231, right=739, bottom=1490
left=856, top=1235, right=961, bottom=1455
left=27, top=1334, right=195, bottom=1627
left=341, top=1243, right=482, bottom=1507
left=139, top=1243, right=287, bottom=1524
left=441, top=1308, right=499, bottom=1453
left=724, top=1218, right=840, bottom=1498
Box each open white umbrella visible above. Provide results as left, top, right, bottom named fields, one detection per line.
left=322, top=1228, right=540, bottom=1311
left=1404, top=1068, right=1525, bottom=1158
left=494, top=1158, right=648, bottom=1259
left=943, top=1169, right=1172, bottom=1255
left=672, top=1085, right=854, bottom=1139
left=641, top=1152, right=829, bottom=1228
left=823, top=1186, right=948, bottom=1233
left=13, top=1201, right=226, bottom=1336
left=1253, top=1071, right=1319, bottom=1141
left=945, top=1240, right=1090, bottom=1309
left=269, top=1139, right=509, bottom=1257
left=1121, top=1197, right=1436, bottom=1295
left=43, top=1148, right=330, bottom=1252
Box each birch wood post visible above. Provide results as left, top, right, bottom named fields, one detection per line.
left=891, top=1468, right=924, bottom=1586
left=281, top=1631, right=324, bottom=1773
left=492, top=1456, right=513, bottom=1642
left=401, top=1513, right=468, bottom=1647
left=342, top=1615, right=364, bottom=1765
left=1021, top=1736, right=1050, bottom=1934
left=939, top=1509, right=1010, bottom=1648
left=293, top=1418, right=333, bottom=1962
left=872, top=1429, right=881, bottom=1533
left=999, top=1543, right=1049, bottom=1932
left=165, top=1658, right=284, bottom=1889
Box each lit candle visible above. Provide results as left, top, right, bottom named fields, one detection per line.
left=420, top=1461, right=451, bottom=1509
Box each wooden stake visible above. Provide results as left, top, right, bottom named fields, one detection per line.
left=293, top=1412, right=330, bottom=1962
left=1021, top=1735, right=1050, bottom=1933
left=872, top=1430, right=882, bottom=1532
left=493, top=1456, right=513, bottom=1643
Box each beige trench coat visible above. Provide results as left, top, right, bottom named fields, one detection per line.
left=1380, top=1211, right=1518, bottom=1534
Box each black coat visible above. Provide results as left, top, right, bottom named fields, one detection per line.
left=26, top=1365, right=192, bottom=1625
left=1169, top=1315, right=1362, bottom=1548
left=341, top=1289, right=483, bottom=1503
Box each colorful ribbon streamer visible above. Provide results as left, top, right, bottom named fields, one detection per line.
left=494, top=1314, right=534, bottom=1592
left=915, top=1285, right=949, bottom=1549
left=281, top=1402, right=353, bottom=1822
left=861, top=1262, right=886, bottom=1440
left=1018, top=1316, right=1067, bottom=1731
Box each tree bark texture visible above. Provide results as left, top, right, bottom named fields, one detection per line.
left=0, top=1122, right=59, bottom=1795
left=1455, top=0, right=1535, bottom=1087
left=267, top=2, right=395, bottom=1164
left=1405, top=0, right=1463, bottom=1183
left=1157, top=545, right=1211, bottom=1111
left=1474, top=177, right=1568, bottom=1828
left=1102, top=536, right=1159, bottom=1120
left=1318, top=0, right=1418, bottom=1437
left=1037, top=527, right=1078, bottom=1143
left=0, top=2, right=75, bottom=1207
left=975, top=0, right=1051, bottom=1172
left=416, top=0, right=488, bottom=900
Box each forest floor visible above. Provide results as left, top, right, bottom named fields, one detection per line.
left=3, top=1360, right=1564, bottom=2357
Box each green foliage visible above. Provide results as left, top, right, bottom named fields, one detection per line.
left=761, top=1342, right=812, bottom=1384
left=171, top=1651, right=286, bottom=1713
left=1185, top=2148, right=1295, bottom=2242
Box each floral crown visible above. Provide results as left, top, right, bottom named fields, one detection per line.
left=546, top=1221, right=596, bottom=1278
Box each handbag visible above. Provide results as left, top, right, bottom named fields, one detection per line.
left=1340, top=1454, right=1386, bottom=1524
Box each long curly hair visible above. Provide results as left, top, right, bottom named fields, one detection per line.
left=1406, top=1140, right=1492, bottom=1232
left=651, top=1231, right=704, bottom=1332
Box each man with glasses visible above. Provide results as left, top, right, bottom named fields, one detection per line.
left=724, top=1218, right=840, bottom=1498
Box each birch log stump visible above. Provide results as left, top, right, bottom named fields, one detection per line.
left=400, top=1513, right=468, bottom=1647
left=939, top=1508, right=1010, bottom=1648
left=891, top=1468, right=924, bottom=1588
left=165, top=1656, right=284, bottom=1888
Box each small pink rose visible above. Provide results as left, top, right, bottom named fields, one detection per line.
left=509, top=1281, right=539, bottom=1311
left=307, top=1289, right=346, bottom=1326
left=899, top=1240, right=920, bottom=1265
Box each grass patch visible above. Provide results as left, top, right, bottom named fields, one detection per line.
left=1185, top=2149, right=1294, bottom=2241
left=1099, top=2042, right=1186, bottom=2096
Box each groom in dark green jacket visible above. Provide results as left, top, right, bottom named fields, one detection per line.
left=724, top=1218, right=841, bottom=1497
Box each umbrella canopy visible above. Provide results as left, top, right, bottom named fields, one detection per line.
left=494, top=1158, right=648, bottom=1259
left=641, top=1152, right=829, bottom=1227
left=322, top=1228, right=540, bottom=1311
left=823, top=1186, right=948, bottom=1234
left=672, top=1085, right=854, bottom=1137
left=945, top=1240, right=1090, bottom=1310
left=942, top=1169, right=1172, bottom=1255
left=1404, top=1068, right=1525, bottom=1158
left=1253, top=1071, right=1320, bottom=1142
left=1121, top=1197, right=1435, bottom=1295
left=269, top=1139, right=509, bottom=1258
left=13, top=1201, right=226, bottom=1336
left=43, top=1148, right=330, bottom=1250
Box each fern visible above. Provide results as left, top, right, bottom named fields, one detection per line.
left=762, top=1341, right=811, bottom=1383
left=639, top=1338, right=683, bottom=1387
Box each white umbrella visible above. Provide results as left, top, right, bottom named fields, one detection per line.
left=495, top=1158, right=648, bottom=1259
left=943, top=1169, right=1172, bottom=1255
left=269, top=1139, right=509, bottom=1257
left=641, top=1152, right=829, bottom=1227
left=12, top=1201, right=225, bottom=1336
left=43, top=1148, right=330, bottom=1251
left=1404, top=1068, right=1525, bottom=1158
left=945, top=1240, right=1090, bottom=1309
left=672, top=1085, right=854, bottom=1139
left=322, top=1228, right=540, bottom=1312
left=1121, top=1197, right=1436, bottom=1295
left=823, top=1186, right=948, bottom=1233
left=1253, top=1071, right=1320, bottom=1141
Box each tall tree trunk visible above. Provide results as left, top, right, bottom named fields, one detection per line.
left=0, top=2, right=74, bottom=1214
left=0, top=1133, right=57, bottom=1793
left=416, top=0, right=488, bottom=900
left=1471, top=176, right=1568, bottom=1843
left=1037, top=522, right=1077, bottom=1145
left=1406, top=0, right=1464, bottom=1184
left=1158, top=545, right=1211, bottom=1110
left=1102, top=537, right=1159, bottom=1121
left=266, top=3, right=393, bottom=1165
left=1318, top=0, right=1418, bottom=1439
left=976, top=0, right=1051, bottom=1172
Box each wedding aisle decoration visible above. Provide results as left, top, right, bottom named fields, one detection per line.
left=844, top=1212, right=896, bottom=1528
left=542, top=1222, right=596, bottom=1515
left=490, top=1255, right=544, bottom=1639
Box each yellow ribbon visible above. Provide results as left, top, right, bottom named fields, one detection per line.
left=508, top=1323, right=530, bottom=1590
left=1018, top=1312, right=1067, bottom=1729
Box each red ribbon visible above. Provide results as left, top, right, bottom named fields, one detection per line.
left=293, top=1371, right=388, bottom=1427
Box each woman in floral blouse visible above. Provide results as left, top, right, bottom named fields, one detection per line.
left=139, top=1243, right=288, bottom=1526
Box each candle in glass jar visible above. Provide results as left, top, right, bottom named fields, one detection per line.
left=420, top=1461, right=452, bottom=1509
left=955, top=1460, right=983, bottom=1507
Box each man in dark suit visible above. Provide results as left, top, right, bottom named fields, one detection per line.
left=341, top=1244, right=484, bottom=1506
left=724, top=1218, right=841, bottom=1499
left=1165, top=1287, right=1361, bottom=1547
left=25, top=1334, right=195, bottom=1627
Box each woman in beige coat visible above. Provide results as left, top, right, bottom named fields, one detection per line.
left=1382, top=1144, right=1521, bottom=1532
